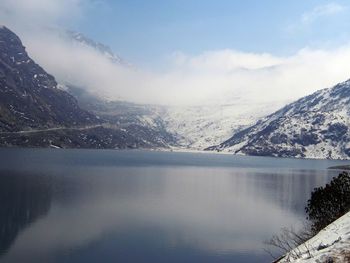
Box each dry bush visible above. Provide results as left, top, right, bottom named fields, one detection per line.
left=264, top=225, right=313, bottom=261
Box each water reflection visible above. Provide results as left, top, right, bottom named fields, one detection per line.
left=0, top=150, right=343, bottom=263
left=0, top=172, right=52, bottom=257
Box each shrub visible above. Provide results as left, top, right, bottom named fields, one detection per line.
left=305, top=172, right=350, bottom=233
left=264, top=225, right=313, bottom=261
left=266, top=172, right=350, bottom=261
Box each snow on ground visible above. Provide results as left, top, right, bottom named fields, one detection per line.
left=213, top=80, right=350, bottom=160
left=162, top=101, right=285, bottom=150
left=278, top=211, right=350, bottom=262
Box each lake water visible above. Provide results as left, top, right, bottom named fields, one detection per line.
left=0, top=149, right=348, bottom=263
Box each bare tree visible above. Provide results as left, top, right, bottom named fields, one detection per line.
left=264, top=225, right=313, bottom=262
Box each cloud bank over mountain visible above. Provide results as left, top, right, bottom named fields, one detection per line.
left=2, top=0, right=350, bottom=106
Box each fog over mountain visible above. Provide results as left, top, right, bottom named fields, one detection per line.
left=2, top=0, right=350, bottom=107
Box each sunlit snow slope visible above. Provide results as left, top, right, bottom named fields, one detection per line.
left=278, top=211, right=350, bottom=262
left=162, top=101, right=285, bottom=150
left=210, top=79, right=350, bottom=159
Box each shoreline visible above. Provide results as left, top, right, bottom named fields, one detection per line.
left=2, top=144, right=350, bottom=162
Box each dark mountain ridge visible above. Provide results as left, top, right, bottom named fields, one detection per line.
left=0, top=26, right=176, bottom=149
left=0, top=26, right=97, bottom=132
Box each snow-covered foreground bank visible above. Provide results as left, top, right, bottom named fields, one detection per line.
left=278, top=211, right=350, bottom=262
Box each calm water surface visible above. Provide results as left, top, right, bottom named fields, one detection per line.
left=0, top=149, right=348, bottom=263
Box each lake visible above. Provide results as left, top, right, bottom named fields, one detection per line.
left=0, top=148, right=348, bottom=263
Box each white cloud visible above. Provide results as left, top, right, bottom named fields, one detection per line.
left=301, top=3, right=346, bottom=24
left=25, top=37, right=350, bottom=106
left=0, top=0, right=87, bottom=29
left=2, top=0, right=350, bottom=107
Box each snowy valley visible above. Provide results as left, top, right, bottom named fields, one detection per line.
left=3, top=25, right=350, bottom=161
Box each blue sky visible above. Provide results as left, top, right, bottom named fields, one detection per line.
left=76, top=0, right=350, bottom=65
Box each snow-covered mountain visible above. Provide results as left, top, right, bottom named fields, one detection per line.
left=162, top=101, right=285, bottom=150
left=66, top=30, right=130, bottom=67
left=68, top=86, right=285, bottom=150
left=49, top=30, right=287, bottom=150
left=208, top=79, right=350, bottom=159
left=67, top=85, right=177, bottom=147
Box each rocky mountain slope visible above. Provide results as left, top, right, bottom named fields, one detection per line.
left=0, top=26, right=175, bottom=149
left=208, top=79, right=350, bottom=159
left=67, top=86, right=177, bottom=148
left=0, top=26, right=97, bottom=132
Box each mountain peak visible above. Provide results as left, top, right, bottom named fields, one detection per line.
left=65, top=30, right=131, bottom=66
left=0, top=26, right=23, bottom=46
